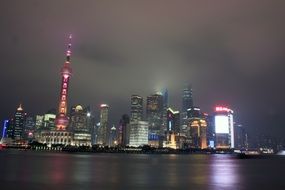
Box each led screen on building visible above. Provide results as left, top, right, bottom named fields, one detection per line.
left=215, top=115, right=229, bottom=134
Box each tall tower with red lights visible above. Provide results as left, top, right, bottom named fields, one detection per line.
left=55, top=35, right=73, bottom=130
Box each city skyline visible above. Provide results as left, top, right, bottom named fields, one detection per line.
left=1, top=1, right=285, bottom=140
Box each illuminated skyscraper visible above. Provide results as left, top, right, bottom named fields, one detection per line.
left=181, top=84, right=193, bottom=135
left=69, top=105, right=91, bottom=146
left=182, top=84, right=193, bottom=112
left=43, top=113, right=56, bottom=130
left=1, top=120, right=9, bottom=139
left=130, top=95, right=143, bottom=122
left=146, top=93, right=163, bottom=133
left=146, top=93, right=163, bottom=147
left=164, top=108, right=180, bottom=149
left=55, top=35, right=73, bottom=131
left=97, top=104, right=109, bottom=145
left=186, top=107, right=207, bottom=149
left=129, top=121, right=149, bottom=147
left=167, top=108, right=180, bottom=133
left=119, top=114, right=130, bottom=146
left=162, top=89, right=168, bottom=134
left=7, top=104, right=26, bottom=140
left=24, top=116, right=35, bottom=140
left=214, top=106, right=234, bottom=149
left=109, top=125, right=117, bottom=147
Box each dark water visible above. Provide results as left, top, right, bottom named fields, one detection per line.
left=0, top=151, right=285, bottom=190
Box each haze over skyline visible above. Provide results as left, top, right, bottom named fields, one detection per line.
left=1, top=1, right=285, bottom=138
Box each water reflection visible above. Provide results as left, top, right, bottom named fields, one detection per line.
left=1, top=151, right=284, bottom=190
left=209, top=155, right=240, bottom=189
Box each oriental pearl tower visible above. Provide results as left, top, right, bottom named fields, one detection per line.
left=55, top=35, right=73, bottom=130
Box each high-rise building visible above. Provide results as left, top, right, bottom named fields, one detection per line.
left=181, top=84, right=193, bottom=136
left=214, top=106, right=234, bottom=149
left=167, top=108, right=180, bottom=134
left=182, top=84, right=193, bottom=113
left=234, top=124, right=248, bottom=149
left=7, top=104, right=26, bottom=140
left=43, top=114, right=56, bottom=130
left=186, top=107, right=207, bottom=149
left=55, top=35, right=73, bottom=131
left=119, top=114, right=130, bottom=146
left=69, top=105, right=91, bottom=146
left=205, top=114, right=215, bottom=148
left=35, top=115, right=44, bottom=130
left=130, top=95, right=143, bottom=122
left=97, top=104, right=109, bottom=145
left=109, top=125, right=117, bottom=147
left=162, top=89, right=168, bottom=134
left=129, top=121, right=149, bottom=147
left=146, top=93, right=163, bottom=147
left=1, top=120, right=9, bottom=139
left=24, top=116, right=35, bottom=140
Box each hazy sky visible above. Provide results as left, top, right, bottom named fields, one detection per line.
left=1, top=1, right=285, bottom=139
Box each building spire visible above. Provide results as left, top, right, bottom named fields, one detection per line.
left=66, top=34, right=72, bottom=63
left=17, top=103, right=23, bottom=111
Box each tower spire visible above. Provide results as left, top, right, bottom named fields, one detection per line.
left=66, top=34, right=72, bottom=62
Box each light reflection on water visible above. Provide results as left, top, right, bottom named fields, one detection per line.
left=0, top=151, right=284, bottom=189
left=209, top=155, right=240, bottom=189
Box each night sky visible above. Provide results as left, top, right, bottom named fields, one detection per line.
left=1, top=1, right=285, bottom=139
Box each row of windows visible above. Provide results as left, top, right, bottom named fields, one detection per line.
left=42, top=132, right=72, bottom=136
left=46, top=138, right=72, bottom=143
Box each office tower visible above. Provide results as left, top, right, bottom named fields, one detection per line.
left=167, top=108, right=180, bottom=133
left=6, top=119, right=13, bottom=139
left=97, top=104, right=109, bottom=145
left=85, top=107, right=95, bottom=145
left=185, top=107, right=207, bottom=149
left=24, top=116, right=35, bottom=140
left=55, top=35, right=73, bottom=131
left=181, top=84, right=193, bottom=133
left=234, top=124, right=248, bottom=149
left=205, top=114, right=215, bottom=148
left=146, top=93, right=163, bottom=147
left=35, top=115, right=44, bottom=130
left=182, top=84, right=193, bottom=113
left=129, top=121, right=149, bottom=147
left=69, top=105, right=91, bottom=146
left=130, top=95, right=143, bottom=122
left=119, top=114, right=130, bottom=146
left=109, top=125, right=117, bottom=147
left=1, top=120, right=9, bottom=139
left=8, top=104, right=26, bottom=140
left=214, top=106, right=234, bottom=149
left=43, top=113, right=56, bottom=130
left=162, top=89, right=168, bottom=134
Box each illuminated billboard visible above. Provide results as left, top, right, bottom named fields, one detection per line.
left=215, top=115, right=229, bottom=134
